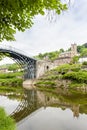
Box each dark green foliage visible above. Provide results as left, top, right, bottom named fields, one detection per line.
left=0, top=107, right=16, bottom=130
left=83, top=43, right=87, bottom=48
left=36, top=80, right=56, bottom=87
left=0, top=0, right=67, bottom=41
left=35, top=50, right=61, bottom=61
left=7, top=63, right=20, bottom=71
left=77, top=45, right=84, bottom=53
left=77, top=43, right=87, bottom=54
left=72, top=56, right=79, bottom=64
left=82, top=61, right=87, bottom=65
left=0, top=72, right=23, bottom=87
left=54, top=64, right=71, bottom=73
left=35, top=48, right=68, bottom=61
left=0, top=72, right=23, bottom=79
left=54, top=64, right=81, bottom=73
left=80, top=48, right=87, bottom=57
left=63, top=71, right=87, bottom=83
left=0, top=78, right=22, bottom=87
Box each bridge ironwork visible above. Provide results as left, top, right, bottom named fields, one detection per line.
left=0, top=45, right=37, bottom=79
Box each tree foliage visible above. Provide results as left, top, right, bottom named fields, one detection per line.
left=35, top=50, right=61, bottom=61
left=7, top=63, right=19, bottom=71
left=72, top=56, right=79, bottom=64
left=80, top=48, right=87, bottom=57
left=63, top=71, right=87, bottom=83
left=0, top=0, right=67, bottom=41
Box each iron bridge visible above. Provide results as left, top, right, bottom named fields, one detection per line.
left=0, top=45, right=37, bottom=79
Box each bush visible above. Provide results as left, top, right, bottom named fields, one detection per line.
left=54, top=64, right=81, bottom=74
left=82, top=61, right=87, bottom=65
left=54, top=64, right=71, bottom=74
left=0, top=78, right=23, bottom=87
left=35, top=80, right=56, bottom=87
left=63, top=71, right=87, bottom=83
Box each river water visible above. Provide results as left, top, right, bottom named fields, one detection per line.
left=0, top=87, right=87, bottom=130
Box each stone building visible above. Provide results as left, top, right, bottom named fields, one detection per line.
left=54, top=43, right=78, bottom=65
left=36, top=43, right=78, bottom=78
left=59, top=43, right=77, bottom=58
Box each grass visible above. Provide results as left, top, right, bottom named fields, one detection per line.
left=0, top=107, right=16, bottom=130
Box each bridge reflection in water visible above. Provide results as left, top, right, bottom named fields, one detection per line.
left=10, top=89, right=40, bottom=122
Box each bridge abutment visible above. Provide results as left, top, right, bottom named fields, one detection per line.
left=36, top=60, right=58, bottom=78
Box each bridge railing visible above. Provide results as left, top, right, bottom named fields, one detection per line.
left=0, top=44, right=35, bottom=59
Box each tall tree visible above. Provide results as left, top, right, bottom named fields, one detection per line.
left=0, top=0, right=67, bottom=42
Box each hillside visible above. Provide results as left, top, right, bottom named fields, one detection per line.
left=34, top=43, right=87, bottom=61
left=35, top=63, right=87, bottom=92
left=34, top=49, right=64, bottom=61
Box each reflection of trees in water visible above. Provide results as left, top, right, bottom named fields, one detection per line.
left=11, top=88, right=87, bottom=122
left=37, top=90, right=87, bottom=118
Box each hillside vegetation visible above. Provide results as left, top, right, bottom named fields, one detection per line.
left=35, top=63, right=87, bottom=92
left=35, top=43, right=87, bottom=61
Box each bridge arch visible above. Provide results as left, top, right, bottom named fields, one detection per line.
left=0, top=45, right=37, bottom=79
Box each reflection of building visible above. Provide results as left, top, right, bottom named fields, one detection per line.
left=72, top=105, right=80, bottom=118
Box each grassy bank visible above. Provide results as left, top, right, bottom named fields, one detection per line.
left=35, top=63, right=87, bottom=91
left=0, top=107, right=16, bottom=130
left=0, top=72, right=23, bottom=87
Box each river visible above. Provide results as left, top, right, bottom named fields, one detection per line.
left=0, top=87, right=87, bottom=130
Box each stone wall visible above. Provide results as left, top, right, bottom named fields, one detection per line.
left=36, top=57, right=72, bottom=78
left=36, top=60, right=55, bottom=78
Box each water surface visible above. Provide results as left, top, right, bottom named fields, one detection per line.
left=17, top=107, right=87, bottom=130
left=1, top=87, right=87, bottom=130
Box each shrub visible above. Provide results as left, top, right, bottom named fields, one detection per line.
left=35, top=81, right=56, bottom=87
left=82, top=61, right=87, bottom=65
left=63, top=71, right=87, bottom=83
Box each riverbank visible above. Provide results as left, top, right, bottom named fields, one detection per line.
left=35, top=64, right=87, bottom=92
left=0, top=72, right=23, bottom=87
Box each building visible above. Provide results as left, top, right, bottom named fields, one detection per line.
left=55, top=43, right=78, bottom=65
left=36, top=44, right=78, bottom=78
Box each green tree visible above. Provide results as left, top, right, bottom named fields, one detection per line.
left=72, top=56, right=79, bottom=64
left=59, top=48, right=64, bottom=53
left=0, top=0, right=67, bottom=42
left=80, top=48, right=87, bottom=57
left=8, top=63, right=19, bottom=72
left=77, top=45, right=85, bottom=53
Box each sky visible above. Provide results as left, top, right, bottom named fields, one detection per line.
left=0, top=0, right=87, bottom=64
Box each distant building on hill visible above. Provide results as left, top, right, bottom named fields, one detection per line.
left=59, top=43, right=77, bottom=58
left=36, top=44, right=79, bottom=78
left=54, top=43, right=78, bottom=65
